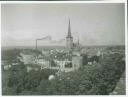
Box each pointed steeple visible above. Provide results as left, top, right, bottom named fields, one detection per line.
left=66, top=18, right=73, bottom=50
left=67, top=19, right=72, bottom=38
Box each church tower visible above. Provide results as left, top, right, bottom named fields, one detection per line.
left=66, top=19, right=73, bottom=50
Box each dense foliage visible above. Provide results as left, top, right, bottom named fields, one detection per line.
left=37, top=53, right=125, bottom=95
left=2, top=50, right=125, bottom=95
left=2, top=49, right=21, bottom=63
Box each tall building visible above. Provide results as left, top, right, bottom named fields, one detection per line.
left=66, top=19, right=73, bottom=50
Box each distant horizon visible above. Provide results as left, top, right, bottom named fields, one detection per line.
left=1, top=3, right=125, bottom=46
left=2, top=44, right=125, bottom=48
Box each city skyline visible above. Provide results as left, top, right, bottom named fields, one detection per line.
left=1, top=3, right=125, bottom=47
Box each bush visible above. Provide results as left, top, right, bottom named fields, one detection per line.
left=3, top=52, right=125, bottom=95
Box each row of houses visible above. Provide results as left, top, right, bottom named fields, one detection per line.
left=3, top=47, right=114, bottom=72
left=19, top=50, right=83, bottom=72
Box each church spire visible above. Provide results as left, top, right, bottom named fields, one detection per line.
left=66, top=18, right=73, bottom=50
left=67, top=19, right=72, bottom=38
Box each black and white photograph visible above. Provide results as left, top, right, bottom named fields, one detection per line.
left=1, top=3, right=126, bottom=95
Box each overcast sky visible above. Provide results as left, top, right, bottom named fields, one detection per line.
left=1, top=3, right=125, bottom=47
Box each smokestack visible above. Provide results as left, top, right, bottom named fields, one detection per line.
left=36, top=39, right=37, bottom=50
